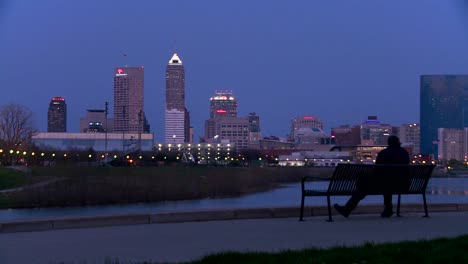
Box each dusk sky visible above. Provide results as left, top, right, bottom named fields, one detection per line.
left=1, top=0, right=468, bottom=141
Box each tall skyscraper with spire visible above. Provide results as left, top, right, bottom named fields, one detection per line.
left=113, top=66, right=146, bottom=133
left=165, top=52, right=190, bottom=143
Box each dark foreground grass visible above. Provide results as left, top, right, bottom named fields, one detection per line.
left=55, top=235, right=468, bottom=264
left=0, top=167, right=27, bottom=190
left=190, top=235, right=468, bottom=264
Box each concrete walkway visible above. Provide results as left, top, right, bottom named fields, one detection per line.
left=1, top=211, right=467, bottom=263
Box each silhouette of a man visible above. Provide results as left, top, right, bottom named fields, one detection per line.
left=334, top=135, right=410, bottom=218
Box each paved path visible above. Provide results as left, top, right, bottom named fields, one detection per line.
left=1, top=211, right=467, bottom=263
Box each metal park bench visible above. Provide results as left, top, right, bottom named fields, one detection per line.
left=299, top=163, right=436, bottom=221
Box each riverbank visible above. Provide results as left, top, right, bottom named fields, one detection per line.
left=0, top=166, right=334, bottom=209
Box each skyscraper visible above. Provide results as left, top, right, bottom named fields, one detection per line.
left=47, top=96, right=67, bottom=132
left=113, top=66, right=145, bottom=133
left=204, top=91, right=238, bottom=140
left=420, top=75, right=468, bottom=158
left=165, top=53, right=189, bottom=143
left=209, top=91, right=238, bottom=118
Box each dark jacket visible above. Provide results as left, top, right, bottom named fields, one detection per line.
left=374, top=146, right=410, bottom=192
left=376, top=146, right=410, bottom=165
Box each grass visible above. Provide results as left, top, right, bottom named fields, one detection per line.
left=0, top=166, right=334, bottom=209
left=191, top=235, right=468, bottom=264
left=0, top=167, right=28, bottom=190
left=55, top=235, right=468, bottom=263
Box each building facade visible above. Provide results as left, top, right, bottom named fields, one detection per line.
left=437, top=128, right=466, bottom=162
left=420, top=75, right=468, bottom=158
left=166, top=53, right=190, bottom=143
left=47, top=97, right=67, bottom=132
left=399, top=123, right=420, bottom=155
left=32, top=132, right=154, bottom=152
left=209, top=91, right=238, bottom=118
left=290, top=115, right=323, bottom=140
left=79, top=109, right=114, bottom=133
left=215, top=117, right=250, bottom=152
left=113, top=66, right=145, bottom=133
left=248, top=112, right=261, bottom=149
left=360, top=116, right=392, bottom=145
left=165, top=109, right=185, bottom=144
left=331, top=125, right=361, bottom=146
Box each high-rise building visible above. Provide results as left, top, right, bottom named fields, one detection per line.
left=290, top=115, right=323, bottom=140
left=360, top=116, right=392, bottom=145
left=420, top=75, right=468, bottom=158
left=248, top=112, right=261, bottom=149
left=165, top=53, right=189, bottom=143
left=204, top=91, right=239, bottom=140
left=399, top=123, right=420, bottom=155
left=113, top=66, right=145, bottom=133
left=437, top=128, right=466, bottom=161
left=47, top=96, right=67, bottom=132
left=209, top=91, right=238, bottom=118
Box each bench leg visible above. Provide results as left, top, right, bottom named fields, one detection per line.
left=326, top=195, right=333, bottom=222
left=299, top=194, right=305, bottom=221
left=397, top=194, right=401, bottom=217
left=422, top=193, right=429, bottom=218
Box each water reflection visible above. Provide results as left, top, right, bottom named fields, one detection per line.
left=0, top=178, right=466, bottom=222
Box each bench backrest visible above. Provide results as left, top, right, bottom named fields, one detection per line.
left=328, top=163, right=435, bottom=195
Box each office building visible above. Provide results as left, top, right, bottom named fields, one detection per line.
left=290, top=115, right=323, bottom=140
left=399, top=123, right=420, bottom=155
left=204, top=91, right=238, bottom=140
left=165, top=53, right=189, bottom=143
left=215, top=117, right=250, bottom=151
left=360, top=116, right=392, bottom=145
left=248, top=112, right=261, bottom=149
left=209, top=91, right=238, bottom=118
left=47, top=96, right=67, bottom=132
left=437, top=128, right=467, bottom=162
left=113, top=66, right=145, bottom=133
left=331, top=125, right=361, bottom=146
left=420, top=75, right=468, bottom=158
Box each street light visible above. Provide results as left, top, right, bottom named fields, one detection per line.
left=173, top=134, right=176, bottom=144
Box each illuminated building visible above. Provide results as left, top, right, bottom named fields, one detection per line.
left=47, top=96, right=67, bottom=132
left=165, top=53, right=190, bottom=143
left=399, top=123, right=420, bottom=155
left=290, top=115, right=323, bottom=140
left=209, top=91, right=237, bottom=118
left=437, top=128, right=466, bottom=161
left=360, top=116, right=393, bottom=145
left=420, top=75, right=468, bottom=158
left=204, top=91, right=238, bottom=140
left=113, top=66, right=146, bottom=133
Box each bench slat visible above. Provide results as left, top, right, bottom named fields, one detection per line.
left=300, top=163, right=435, bottom=221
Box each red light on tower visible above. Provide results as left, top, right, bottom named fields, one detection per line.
left=304, top=116, right=313, bottom=120
left=117, top=68, right=124, bottom=74
left=216, top=109, right=227, bottom=114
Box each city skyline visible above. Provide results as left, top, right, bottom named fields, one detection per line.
left=2, top=1, right=468, bottom=141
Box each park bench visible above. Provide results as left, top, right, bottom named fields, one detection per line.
left=300, top=163, right=436, bottom=221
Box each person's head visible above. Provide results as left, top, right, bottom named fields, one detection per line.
left=387, top=135, right=401, bottom=147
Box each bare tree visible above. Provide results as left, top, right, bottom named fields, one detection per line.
left=0, top=103, right=37, bottom=151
